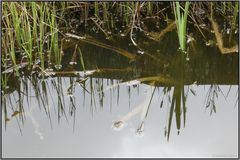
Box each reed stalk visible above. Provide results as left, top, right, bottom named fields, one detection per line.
left=78, top=47, right=86, bottom=72
left=147, top=2, right=153, bottom=16
left=174, top=2, right=190, bottom=52
left=94, top=2, right=99, bottom=17
left=39, top=3, right=45, bottom=69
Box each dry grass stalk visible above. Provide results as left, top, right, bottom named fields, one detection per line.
left=210, top=18, right=238, bottom=54
left=145, top=21, right=176, bottom=42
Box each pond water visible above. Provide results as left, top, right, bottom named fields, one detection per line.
left=2, top=25, right=238, bottom=158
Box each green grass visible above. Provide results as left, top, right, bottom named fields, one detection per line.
left=49, top=3, right=61, bottom=69
left=1, top=1, right=238, bottom=72
left=2, top=2, right=63, bottom=71
left=39, top=3, right=46, bottom=69
left=174, top=2, right=190, bottom=52
left=94, top=2, right=99, bottom=17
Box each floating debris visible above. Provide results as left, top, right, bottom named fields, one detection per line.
left=67, top=93, right=74, bottom=98
left=205, top=40, right=215, bottom=46
left=120, top=33, right=125, bottom=37
left=74, top=72, right=80, bottom=76
left=112, top=121, right=125, bottom=131
left=69, top=61, right=77, bottom=65
left=199, top=23, right=206, bottom=28
left=45, top=68, right=53, bottom=72
left=11, top=111, right=20, bottom=117
left=186, top=56, right=190, bottom=61
left=235, top=29, right=238, bottom=34
left=2, top=62, right=28, bottom=74
left=187, top=35, right=195, bottom=44
left=66, top=33, right=86, bottom=40
left=191, top=81, right=198, bottom=87
left=85, top=70, right=96, bottom=76
left=226, top=28, right=231, bottom=34
left=126, top=80, right=141, bottom=86
left=235, top=48, right=238, bottom=53
left=54, top=64, right=62, bottom=70
left=135, top=122, right=145, bottom=138
left=137, top=50, right=144, bottom=55
left=65, top=39, right=70, bottom=42
left=5, top=117, right=10, bottom=122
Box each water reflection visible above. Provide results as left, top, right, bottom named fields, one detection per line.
left=2, top=30, right=238, bottom=157
left=2, top=74, right=238, bottom=157
left=2, top=71, right=238, bottom=138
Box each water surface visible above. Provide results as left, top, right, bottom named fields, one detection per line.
left=2, top=27, right=238, bottom=158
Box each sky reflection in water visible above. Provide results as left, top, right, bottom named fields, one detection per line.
left=2, top=76, right=238, bottom=158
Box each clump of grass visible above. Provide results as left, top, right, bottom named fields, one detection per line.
left=2, top=3, right=19, bottom=76
left=173, top=2, right=190, bottom=52
left=10, top=2, right=33, bottom=65
left=48, top=3, right=62, bottom=70
left=2, top=1, right=238, bottom=73
left=228, top=1, right=239, bottom=44
left=2, top=2, right=64, bottom=71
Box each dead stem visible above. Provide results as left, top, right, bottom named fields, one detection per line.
left=135, top=76, right=177, bottom=86
left=130, top=2, right=139, bottom=46
left=91, top=16, right=109, bottom=37
left=145, top=21, right=176, bottom=41
left=66, top=33, right=136, bottom=59
left=210, top=18, right=238, bottom=54
left=43, top=68, right=133, bottom=77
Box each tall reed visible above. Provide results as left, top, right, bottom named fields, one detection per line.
left=2, top=2, right=64, bottom=70
left=173, top=2, right=190, bottom=52
left=3, top=3, right=19, bottom=76
left=39, top=3, right=46, bottom=69
left=94, top=2, right=99, bottom=17
left=48, top=3, right=61, bottom=69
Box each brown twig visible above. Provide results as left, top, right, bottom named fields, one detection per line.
left=210, top=18, right=238, bottom=54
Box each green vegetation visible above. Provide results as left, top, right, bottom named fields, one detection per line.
left=2, top=2, right=238, bottom=72
left=173, top=2, right=190, bottom=51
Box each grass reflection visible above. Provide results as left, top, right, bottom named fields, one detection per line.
left=1, top=69, right=238, bottom=141
left=1, top=42, right=238, bottom=141
left=166, top=53, right=186, bottom=140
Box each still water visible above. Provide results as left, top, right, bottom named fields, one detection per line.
left=2, top=27, right=238, bottom=158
